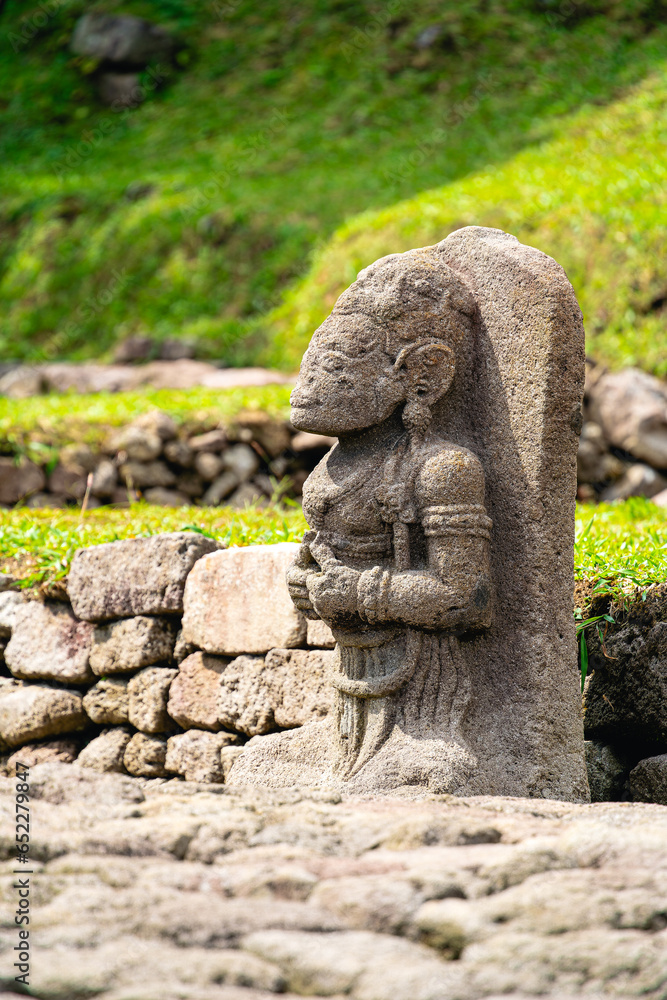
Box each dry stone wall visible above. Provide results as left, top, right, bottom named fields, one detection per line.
left=0, top=533, right=665, bottom=803
left=0, top=534, right=335, bottom=786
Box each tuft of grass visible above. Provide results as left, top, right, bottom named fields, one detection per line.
left=0, top=502, right=308, bottom=588
left=0, top=385, right=293, bottom=451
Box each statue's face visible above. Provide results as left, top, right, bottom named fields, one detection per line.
left=290, top=311, right=405, bottom=435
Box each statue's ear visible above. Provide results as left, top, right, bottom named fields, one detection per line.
left=397, top=342, right=455, bottom=405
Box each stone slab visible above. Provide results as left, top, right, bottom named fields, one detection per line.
left=182, top=543, right=307, bottom=655
left=68, top=532, right=220, bottom=622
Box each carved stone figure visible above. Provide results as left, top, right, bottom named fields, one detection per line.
left=229, top=227, right=590, bottom=800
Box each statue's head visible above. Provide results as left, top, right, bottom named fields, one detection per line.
left=290, top=250, right=476, bottom=436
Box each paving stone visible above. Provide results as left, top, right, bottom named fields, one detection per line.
left=90, top=616, right=177, bottom=675
left=68, top=532, right=220, bottom=621
left=182, top=543, right=307, bottom=655
left=5, top=601, right=94, bottom=683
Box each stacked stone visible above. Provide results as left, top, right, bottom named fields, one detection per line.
left=0, top=534, right=335, bottom=784
left=0, top=408, right=334, bottom=510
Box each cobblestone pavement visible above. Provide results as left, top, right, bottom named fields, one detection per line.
left=1, top=763, right=666, bottom=1000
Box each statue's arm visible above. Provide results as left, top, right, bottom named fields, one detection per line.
left=357, top=449, right=493, bottom=631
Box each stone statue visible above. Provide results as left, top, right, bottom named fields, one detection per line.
left=230, top=227, right=590, bottom=801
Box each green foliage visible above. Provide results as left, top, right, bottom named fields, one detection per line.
left=0, top=385, right=292, bottom=450
left=1, top=1, right=667, bottom=364
left=0, top=502, right=308, bottom=588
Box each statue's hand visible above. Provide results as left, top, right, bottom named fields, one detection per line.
left=307, top=562, right=361, bottom=625
left=287, top=537, right=319, bottom=619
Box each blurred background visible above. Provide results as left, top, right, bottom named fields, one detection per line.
left=0, top=0, right=666, bottom=525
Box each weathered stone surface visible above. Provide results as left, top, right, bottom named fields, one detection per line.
left=306, top=618, right=336, bottom=649
left=222, top=443, right=260, bottom=482
left=165, top=730, right=238, bottom=783
left=0, top=591, right=23, bottom=637
left=133, top=409, right=178, bottom=442
left=71, top=13, right=176, bottom=66
left=589, top=367, right=667, bottom=469
left=5, top=739, right=78, bottom=774
left=78, top=728, right=132, bottom=773
left=173, top=629, right=198, bottom=665
left=0, top=685, right=86, bottom=747
left=48, top=462, right=88, bottom=499
left=0, top=456, right=45, bottom=505
left=236, top=411, right=292, bottom=458
left=124, top=733, right=169, bottom=777
left=5, top=601, right=94, bottom=683
left=110, top=423, right=162, bottom=462
left=231, top=228, right=589, bottom=799
left=653, top=485, right=667, bottom=507
left=83, top=678, right=130, bottom=724
left=167, top=652, right=230, bottom=731
left=90, top=458, right=118, bottom=499
left=68, top=532, right=220, bottom=621
left=583, top=583, right=667, bottom=745
left=2, top=770, right=667, bottom=998
left=221, top=744, right=245, bottom=780
left=194, top=451, right=224, bottom=481
left=182, top=544, right=307, bottom=655
left=585, top=740, right=630, bottom=802
left=629, top=754, right=667, bottom=805
left=189, top=429, right=227, bottom=453
left=90, top=616, right=177, bottom=675
left=219, top=649, right=334, bottom=736
left=128, top=667, right=178, bottom=733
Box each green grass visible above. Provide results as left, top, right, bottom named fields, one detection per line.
left=0, top=385, right=293, bottom=454
left=575, top=497, right=667, bottom=599
left=2, top=1, right=667, bottom=366
left=265, top=64, right=667, bottom=375
left=1, top=497, right=664, bottom=602
left=0, top=501, right=308, bottom=588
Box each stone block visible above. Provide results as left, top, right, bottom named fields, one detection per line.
left=128, top=667, right=178, bottom=734
left=90, top=616, right=177, bottom=675
left=83, top=678, right=129, bottom=725
left=585, top=741, right=630, bottom=802
left=219, top=648, right=334, bottom=736
left=109, top=424, right=162, bottom=462
left=119, top=460, right=176, bottom=489
left=306, top=618, right=336, bottom=648
left=583, top=583, right=667, bottom=745
left=182, top=543, right=307, bottom=655
left=124, top=733, right=169, bottom=778
left=167, top=652, right=229, bottom=732
left=68, top=532, right=220, bottom=622
left=165, top=730, right=238, bottom=783
left=0, top=591, right=23, bottom=637
left=0, top=457, right=45, bottom=505
left=5, top=602, right=94, bottom=684
left=629, top=754, right=667, bottom=805
left=220, top=744, right=245, bottom=781
left=78, top=728, right=132, bottom=773
left=0, top=685, right=86, bottom=747
left=5, top=739, right=78, bottom=774
left=589, top=367, right=667, bottom=469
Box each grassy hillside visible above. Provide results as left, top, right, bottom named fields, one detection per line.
left=265, top=64, right=667, bottom=374
left=2, top=0, right=667, bottom=365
